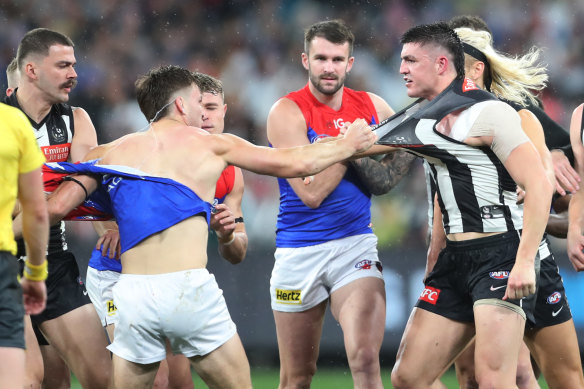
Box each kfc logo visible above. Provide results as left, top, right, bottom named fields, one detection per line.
left=419, top=286, right=441, bottom=305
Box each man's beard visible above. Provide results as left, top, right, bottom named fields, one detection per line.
left=309, top=72, right=345, bottom=95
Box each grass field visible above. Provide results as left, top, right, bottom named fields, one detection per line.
left=71, top=367, right=550, bottom=388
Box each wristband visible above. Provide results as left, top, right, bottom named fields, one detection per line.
left=23, top=260, right=48, bottom=281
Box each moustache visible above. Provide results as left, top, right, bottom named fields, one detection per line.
left=60, top=79, right=78, bottom=90
left=319, top=74, right=338, bottom=81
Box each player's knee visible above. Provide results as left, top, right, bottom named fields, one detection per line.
left=347, top=345, right=379, bottom=375
left=280, top=365, right=317, bottom=389
left=515, top=360, right=536, bottom=388
left=391, top=363, right=419, bottom=389
left=455, top=362, right=478, bottom=388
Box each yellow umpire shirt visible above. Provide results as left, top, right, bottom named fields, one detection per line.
left=0, top=102, right=45, bottom=255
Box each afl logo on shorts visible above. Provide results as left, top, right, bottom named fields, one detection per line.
left=489, top=271, right=509, bottom=280
left=419, top=286, right=440, bottom=305
left=355, top=259, right=382, bottom=272
left=355, top=260, right=373, bottom=270
left=546, top=291, right=562, bottom=304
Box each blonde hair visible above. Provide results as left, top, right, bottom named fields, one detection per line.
left=6, top=57, right=19, bottom=89
left=455, top=27, right=548, bottom=106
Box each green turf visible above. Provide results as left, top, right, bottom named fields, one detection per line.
left=71, top=367, right=550, bottom=388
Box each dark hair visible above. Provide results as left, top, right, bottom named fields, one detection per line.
left=16, top=28, right=74, bottom=70
left=448, top=15, right=492, bottom=34
left=193, top=72, right=224, bottom=101
left=400, top=22, right=465, bottom=80
left=135, top=65, right=198, bottom=122
left=304, top=19, right=354, bottom=56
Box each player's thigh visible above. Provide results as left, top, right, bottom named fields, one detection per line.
left=273, top=300, right=327, bottom=369
left=393, top=307, right=474, bottom=384
left=473, top=303, right=525, bottom=379
left=330, top=277, right=385, bottom=352
left=40, top=344, right=71, bottom=389
left=112, top=354, right=159, bottom=389
left=23, top=315, right=44, bottom=385
left=40, top=304, right=111, bottom=382
left=189, top=333, right=251, bottom=389
left=0, top=347, right=25, bottom=389
left=165, top=339, right=193, bottom=389
left=525, top=320, right=584, bottom=388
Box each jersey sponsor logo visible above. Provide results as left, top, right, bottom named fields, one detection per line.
left=490, top=284, right=506, bottom=291
left=546, top=291, right=562, bottom=304
left=419, top=286, right=440, bottom=305
left=462, top=78, right=479, bottom=92
left=106, top=299, right=118, bottom=315
left=489, top=271, right=509, bottom=280
left=275, top=288, right=302, bottom=304
left=333, top=118, right=345, bottom=130
left=41, top=144, right=71, bottom=163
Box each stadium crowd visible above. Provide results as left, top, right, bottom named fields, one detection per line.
left=2, top=0, right=584, bottom=246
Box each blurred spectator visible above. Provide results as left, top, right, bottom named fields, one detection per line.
left=3, top=0, right=582, bottom=246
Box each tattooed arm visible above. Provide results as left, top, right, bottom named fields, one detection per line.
left=350, top=151, right=417, bottom=195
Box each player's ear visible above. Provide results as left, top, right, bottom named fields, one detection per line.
left=301, top=52, right=309, bottom=70
left=346, top=56, right=355, bottom=73
left=175, top=97, right=185, bottom=113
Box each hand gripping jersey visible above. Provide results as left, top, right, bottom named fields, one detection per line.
left=375, top=78, right=523, bottom=234
left=5, top=91, right=75, bottom=255
left=275, top=84, right=379, bottom=247
left=46, top=162, right=211, bottom=254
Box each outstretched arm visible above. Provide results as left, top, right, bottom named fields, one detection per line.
left=220, top=118, right=377, bottom=179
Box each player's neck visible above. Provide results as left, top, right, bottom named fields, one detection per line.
left=14, top=85, right=53, bottom=124
left=308, top=82, right=344, bottom=111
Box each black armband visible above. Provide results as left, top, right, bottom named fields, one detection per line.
left=62, top=176, right=89, bottom=200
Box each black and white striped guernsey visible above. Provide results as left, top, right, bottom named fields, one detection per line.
left=375, top=78, right=523, bottom=235
left=4, top=90, right=75, bottom=255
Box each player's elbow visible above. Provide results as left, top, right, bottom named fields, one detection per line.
left=48, top=197, right=72, bottom=225
left=225, top=253, right=246, bottom=265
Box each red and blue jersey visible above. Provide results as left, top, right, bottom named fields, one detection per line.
left=275, top=84, right=378, bottom=247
